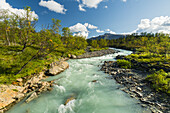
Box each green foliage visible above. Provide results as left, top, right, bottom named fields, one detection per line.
left=91, top=40, right=99, bottom=48
left=107, top=33, right=170, bottom=58
left=116, top=59, right=132, bottom=69
left=0, top=7, right=88, bottom=84
left=146, top=70, right=170, bottom=94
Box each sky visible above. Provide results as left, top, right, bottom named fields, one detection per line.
left=1, top=0, right=170, bottom=38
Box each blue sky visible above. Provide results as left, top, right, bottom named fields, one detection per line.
left=1, top=0, right=170, bottom=38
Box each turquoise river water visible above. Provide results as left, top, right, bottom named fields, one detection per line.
left=7, top=48, right=149, bottom=113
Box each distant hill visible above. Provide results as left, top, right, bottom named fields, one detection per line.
left=88, top=33, right=129, bottom=40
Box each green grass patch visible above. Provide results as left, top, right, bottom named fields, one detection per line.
left=116, top=59, right=132, bottom=69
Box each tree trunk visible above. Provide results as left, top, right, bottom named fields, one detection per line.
left=22, top=42, right=27, bottom=52
left=15, top=55, right=37, bottom=75
left=5, top=30, right=10, bottom=46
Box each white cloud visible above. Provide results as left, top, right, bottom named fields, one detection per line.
left=69, top=23, right=99, bottom=38
left=84, top=23, right=98, bottom=29
left=0, top=0, right=38, bottom=20
left=78, top=0, right=104, bottom=11
left=135, top=16, right=170, bottom=34
left=109, top=31, right=116, bottom=34
left=39, top=0, right=67, bottom=14
left=122, top=0, right=127, bottom=2
left=105, top=29, right=116, bottom=34
left=69, top=23, right=89, bottom=38
left=78, top=4, right=86, bottom=12
left=106, top=29, right=111, bottom=32
left=96, top=29, right=104, bottom=33
left=104, top=6, right=108, bottom=8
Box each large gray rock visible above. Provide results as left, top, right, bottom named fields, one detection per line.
left=48, top=61, right=69, bottom=75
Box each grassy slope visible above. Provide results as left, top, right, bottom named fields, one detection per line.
left=0, top=44, right=86, bottom=84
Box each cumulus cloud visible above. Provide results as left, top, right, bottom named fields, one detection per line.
left=78, top=4, right=86, bottom=12
left=105, top=29, right=116, bottom=34
left=69, top=23, right=89, bottom=38
left=77, top=0, right=104, bottom=11
left=69, top=23, right=99, bottom=38
left=109, top=31, right=116, bottom=34
left=0, top=0, right=38, bottom=20
left=39, top=0, right=67, bottom=14
left=135, top=16, right=170, bottom=34
left=122, top=0, right=127, bottom=2
left=96, top=29, right=104, bottom=33
left=84, top=23, right=98, bottom=29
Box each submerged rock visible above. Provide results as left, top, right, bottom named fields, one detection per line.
left=64, top=97, right=75, bottom=105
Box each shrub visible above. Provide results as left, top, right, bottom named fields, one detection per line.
left=116, top=59, right=131, bottom=69
left=146, top=69, right=170, bottom=94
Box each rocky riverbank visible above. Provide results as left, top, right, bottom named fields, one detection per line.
left=0, top=60, right=69, bottom=113
left=70, top=49, right=118, bottom=59
left=101, top=61, right=170, bottom=113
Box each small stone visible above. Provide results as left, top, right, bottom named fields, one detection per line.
left=16, top=78, right=23, bottom=82
left=92, top=80, right=97, bottom=82
left=0, top=110, right=4, bottom=113
left=47, top=87, right=53, bottom=91
left=136, top=87, right=142, bottom=91
left=23, top=90, right=28, bottom=94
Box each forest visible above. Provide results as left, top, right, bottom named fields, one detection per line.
left=0, top=7, right=89, bottom=84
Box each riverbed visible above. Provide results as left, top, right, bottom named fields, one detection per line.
left=7, top=49, right=148, bottom=113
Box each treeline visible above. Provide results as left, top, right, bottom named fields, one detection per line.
left=88, top=39, right=107, bottom=48
left=107, top=33, right=170, bottom=57
left=0, top=7, right=87, bottom=83
left=105, top=32, right=170, bottom=94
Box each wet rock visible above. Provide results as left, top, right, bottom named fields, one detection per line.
left=25, top=92, right=38, bottom=103
left=91, top=80, right=97, bottom=82
left=64, top=97, right=75, bottom=105
left=116, top=55, right=125, bottom=59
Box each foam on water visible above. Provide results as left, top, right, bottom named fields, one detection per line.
left=54, top=85, right=66, bottom=93
left=58, top=99, right=76, bottom=113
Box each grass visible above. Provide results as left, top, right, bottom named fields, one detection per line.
left=0, top=45, right=86, bottom=84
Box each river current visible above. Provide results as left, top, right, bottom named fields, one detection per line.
left=7, top=48, right=148, bottom=113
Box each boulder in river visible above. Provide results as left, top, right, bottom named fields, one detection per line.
left=48, top=61, right=69, bottom=75
left=64, top=97, right=75, bottom=105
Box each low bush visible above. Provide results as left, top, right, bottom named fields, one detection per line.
left=146, top=69, right=170, bottom=94
left=116, top=59, right=132, bottom=69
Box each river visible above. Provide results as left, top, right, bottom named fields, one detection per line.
left=7, top=48, right=148, bottom=113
